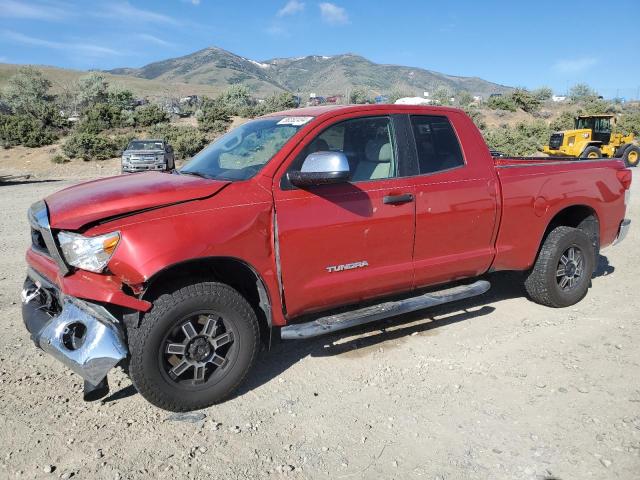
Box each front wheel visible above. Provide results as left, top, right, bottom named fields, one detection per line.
left=524, top=226, right=595, bottom=308
left=581, top=146, right=602, bottom=159
left=623, top=145, right=640, bottom=167
left=128, top=282, right=260, bottom=411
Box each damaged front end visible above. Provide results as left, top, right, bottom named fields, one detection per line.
left=22, top=269, right=129, bottom=400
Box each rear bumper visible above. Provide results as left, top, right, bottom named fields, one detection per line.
left=613, top=219, right=631, bottom=246
left=22, top=270, right=128, bottom=386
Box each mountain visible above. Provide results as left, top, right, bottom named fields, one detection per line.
left=108, top=47, right=511, bottom=98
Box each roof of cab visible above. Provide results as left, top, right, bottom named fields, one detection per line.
left=267, top=104, right=465, bottom=121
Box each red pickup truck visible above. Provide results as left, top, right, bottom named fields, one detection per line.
left=22, top=105, right=631, bottom=411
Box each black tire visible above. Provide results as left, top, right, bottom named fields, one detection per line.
left=623, top=145, right=640, bottom=168
left=580, top=146, right=602, bottom=159
left=524, top=226, right=595, bottom=308
left=128, top=282, right=260, bottom=411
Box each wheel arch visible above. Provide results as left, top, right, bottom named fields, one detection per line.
left=539, top=204, right=600, bottom=258
left=141, top=256, right=273, bottom=346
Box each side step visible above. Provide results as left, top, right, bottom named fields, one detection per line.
left=280, top=280, right=490, bottom=340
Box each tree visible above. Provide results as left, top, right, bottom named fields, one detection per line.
left=217, top=85, right=254, bottom=115
left=254, top=92, right=299, bottom=116
left=76, top=72, right=109, bottom=111
left=77, top=102, right=123, bottom=133
left=197, top=98, right=232, bottom=133
left=108, top=88, right=135, bottom=110
left=457, top=91, right=473, bottom=107
left=134, top=104, right=169, bottom=127
left=349, top=88, right=370, bottom=105
left=510, top=88, right=541, bottom=113
left=487, top=94, right=517, bottom=112
left=569, top=83, right=597, bottom=101
left=532, top=87, right=553, bottom=102
left=432, top=86, right=452, bottom=106
left=2, top=67, right=53, bottom=118
left=549, top=111, right=575, bottom=131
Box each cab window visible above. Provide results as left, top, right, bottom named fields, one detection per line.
left=286, top=116, right=397, bottom=185
left=410, top=115, right=464, bottom=174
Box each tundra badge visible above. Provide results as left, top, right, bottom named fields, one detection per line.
left=326, top=261, right=369, bottom=273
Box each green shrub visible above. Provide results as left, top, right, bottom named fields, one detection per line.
left=457, top=91, right=474, bottom=107
left=2, top=67, right=53, bottom=118
left=148, top=124, right=209, bottom=160
left=76, top=102, right=123, bottom=133
left=510, top=88, right=541, bottom=113
left=216, top=85, right=254, bottom=116
left=0, top=114, right=57, bottom=148
left=51, top=153, right=69, bottom=164
left=349, top=88, right=370, bottom=105
left=532, top=87, right=553, bottom=102
left=197, top=98, right=232, bottom=133
left=463, top=106, right=486, bottom=131
left=483, top=120, right=550, bottom=156
left=549, top=111, right=576, bottom=131
left=487, top=95, right=517, bottom=112
left=134, top=104, right=169, bottom=127
left=62, top=132, right=119, bottom=161
left=254, top=92, right=299, bottom=116
left=615, top=110, right=640, bottom=136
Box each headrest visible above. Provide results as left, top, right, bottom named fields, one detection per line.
left=365, top=139, right=392, bottom=163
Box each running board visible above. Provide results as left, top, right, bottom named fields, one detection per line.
left=280, top=280, right=491, bottom=340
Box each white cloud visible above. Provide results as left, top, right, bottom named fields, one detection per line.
left=99, top=2, right=180, bottom=26
left=278, top=0, right=304, bottom=16
left=2, top=30, right=120, bottom=56
left=318, top=2, right=348, bottom=25
left=0, top=0, right=69, bottom=20
left=553, top=57, right=598, bottom=74
left=136, top=33, right=173, bottom=47
left=191, top=0, right=201, bottom=4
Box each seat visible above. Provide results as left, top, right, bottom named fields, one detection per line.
left=352, top=139, right=392, bottom=181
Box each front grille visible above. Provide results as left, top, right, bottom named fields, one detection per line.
left=549, top=133, right=564, bottom=149
left=130, top=155, right=159, bottom=164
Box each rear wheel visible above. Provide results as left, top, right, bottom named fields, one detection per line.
left=128, top=282, right=260, bottom=411
left=623, top=145, right=640, bottom=167
left=581, top=146, right=602, bottom=159
left=525, top=226, right=595, bottom=308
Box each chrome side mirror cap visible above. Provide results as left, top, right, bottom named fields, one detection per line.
left=287, top=151, right=351, bottom=187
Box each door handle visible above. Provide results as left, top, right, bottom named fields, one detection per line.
left=383, top=193, right=414, bottom=205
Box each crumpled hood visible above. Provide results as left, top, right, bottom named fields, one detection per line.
left=46, top=172, right=229, bottom=230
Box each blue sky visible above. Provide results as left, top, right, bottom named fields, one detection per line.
left=1, top=0, right=638, bottom=98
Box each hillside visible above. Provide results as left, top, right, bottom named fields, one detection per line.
left=0, top=63, right=224, bottom=100
left=108, top=47, right=511, bottom=98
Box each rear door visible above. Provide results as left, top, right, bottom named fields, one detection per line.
left=273, top=114, right=416, bottom=317
left=406, top=112, right=499, bottom=287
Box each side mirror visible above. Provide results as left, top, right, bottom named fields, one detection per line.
left=287, top=151, right=350, bottom=187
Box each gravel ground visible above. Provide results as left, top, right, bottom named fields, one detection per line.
left=0, top=175, right=639, bottom=480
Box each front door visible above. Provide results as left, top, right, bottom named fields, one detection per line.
left=273, top=115, right=415, bottom=317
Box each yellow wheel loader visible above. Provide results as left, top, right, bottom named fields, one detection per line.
left=543, top=114, right=639, bottom=167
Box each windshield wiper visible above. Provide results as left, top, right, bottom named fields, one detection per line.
left=179, top=170, right=212, bottom=179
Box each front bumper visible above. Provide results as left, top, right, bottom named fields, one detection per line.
left=613, top=219, right=631, bottom=246
left=122, top=163, right=167, bottom=172
left=22, top=270, right=128, bottom=386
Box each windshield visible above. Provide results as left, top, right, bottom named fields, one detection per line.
left=180, top=116, right=310, bottom=181
left=128, top=140, right=164, bottom=150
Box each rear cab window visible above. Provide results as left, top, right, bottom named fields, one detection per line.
left=410, top=115, right=465, bottom=175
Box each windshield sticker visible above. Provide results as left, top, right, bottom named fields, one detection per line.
left=277, top=116, right=314, bottom=126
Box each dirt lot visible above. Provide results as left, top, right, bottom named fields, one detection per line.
left=0, top=169, right=639, bottom=480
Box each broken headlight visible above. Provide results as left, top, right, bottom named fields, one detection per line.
left=57, top=231, right=120, bottom=273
